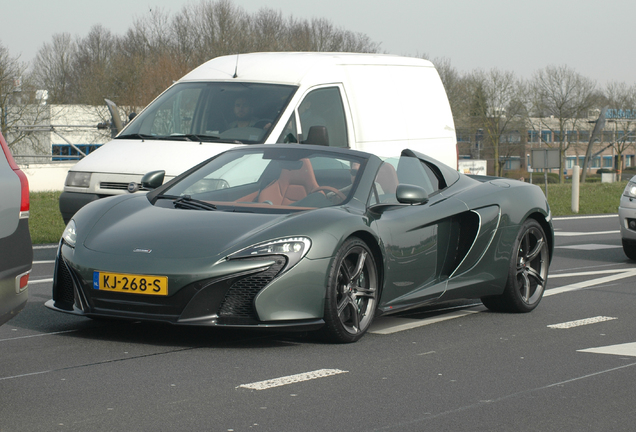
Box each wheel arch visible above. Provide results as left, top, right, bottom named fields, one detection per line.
left=345, top=230, right=385, bottom=299
left=526, top=211, right=554, bottom=263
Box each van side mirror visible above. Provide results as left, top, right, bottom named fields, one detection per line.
left=396, top=184, right=429, bottom=205
left=141, top=170, right=165, bottom=190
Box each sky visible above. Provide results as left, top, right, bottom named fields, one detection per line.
left=2, top=0, right=636, bottom=86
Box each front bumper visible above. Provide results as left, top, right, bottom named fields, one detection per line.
left=618, top=196, right=636, bottom=241
left=46, top=243, right=328, bottom=331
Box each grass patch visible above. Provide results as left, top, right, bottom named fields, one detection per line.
left=539, top=181, right=625, bottom=216
left=30, top=191, right=66, bottom=245
left=28, top=182, right=626, bottom=244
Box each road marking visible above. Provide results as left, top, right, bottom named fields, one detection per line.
left=33, top=260, right=55, bottom=264
left=547, top=316, right=617, bottom=329
left=28, top=278, right=53, bottom=285
left=554, top=230, right=619, bottom=236
left=553, top=214, right=617, bottom=221
left=33, top=244, right=58, bottom=249
left=0, top=329, right=79, bottom=343
left=544, top=269, right=636, bottom=296
left=369, top=307, right=486, bottom=335
left=578, top=342, right=636, bottom=357
left=549, top=269, right=631, bottom=278
left=555, top=244, right=621, bottom=250
left=238, top=369, right=348, bottom=390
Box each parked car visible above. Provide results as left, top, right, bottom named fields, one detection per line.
left=47, top=144, right=552, bottom=343
left=618, top=177, right=636, bottom=259
left=59, top=52, right=457, bottom=223
left=0, top=132, right=32, bottom=326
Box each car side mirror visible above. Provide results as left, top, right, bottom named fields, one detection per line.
left=396, top=184, right=429, bottom=205
left=141, top=170, right=165, bottom=190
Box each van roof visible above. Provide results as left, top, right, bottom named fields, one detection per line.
left=180, top=52, right=435, bottom=85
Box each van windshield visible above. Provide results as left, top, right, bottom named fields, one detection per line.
left=118, top=82, right=297, bottom=144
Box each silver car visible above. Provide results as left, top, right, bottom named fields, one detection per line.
left=619, top=176, right=636, bottom=260
left=0, top=132, right=32, bottom=325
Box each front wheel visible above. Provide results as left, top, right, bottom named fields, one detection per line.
left=482, top=219, right=550, bottom=313
left=319, top=237, right=379, bottom=343
left=622, top=239, right=636, bottom=260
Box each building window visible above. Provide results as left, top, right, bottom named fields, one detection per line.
left=541, top=130, right=552, bottom=143
left=52, top=144, right=102, bottom=161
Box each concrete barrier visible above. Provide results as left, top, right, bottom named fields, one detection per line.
left=19, top=163, right=74, bottom=192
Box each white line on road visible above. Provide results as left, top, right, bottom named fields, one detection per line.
left=32, top=244, right=58, bottom=249
left=553, top=214, right=617, bottom=221
left=369, top=307, right=486, bottom=335
left=549, top=269, right=632, bottom=278
left=555, top=244, right=621, bottom=250
left=579, top=342, right=636, bottom=357
left=554, top=230, right=619, bottom=236
left=28, top=278, right=53, bottom=285
left=547, top=316, right=617, bottom=329
left=0, top=329, right=79, bottom=343
left=33, top=260, right=55, bottom=264
left=238, top=369, right=348, bottom=390
left=544, top=269, right=636, bottom=296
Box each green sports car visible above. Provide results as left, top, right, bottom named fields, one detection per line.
left=46, top=144, right=553, bottom=343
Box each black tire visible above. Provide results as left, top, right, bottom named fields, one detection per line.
left=481, top=219, right=549, bottom=313
left=319, top=237, right=379, bottom=343
left=622, top=239, right=636, bottom=260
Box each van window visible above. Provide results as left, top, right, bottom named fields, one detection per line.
left=119, top=82, right=297, bottom=144
left=277, top=87, right=348, bottom=148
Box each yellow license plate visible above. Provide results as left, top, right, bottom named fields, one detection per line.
left=93, top=271, right=168, bottom=296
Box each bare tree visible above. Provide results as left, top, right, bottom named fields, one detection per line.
left=467, top=69, right=526, bottom=175
left=31, top=33, right=76, bottom=104
left=72, top=25, right=118, bottom=105
left=530, top=65, right=597, bottom=183
left=604, top=81, right=636, bottom=179
left=0, top=41, right=50, bottom=153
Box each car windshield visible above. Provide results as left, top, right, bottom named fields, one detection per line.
left=118, top=82, right=297, bottom=144
left=159, top=147, right=366, bottom=212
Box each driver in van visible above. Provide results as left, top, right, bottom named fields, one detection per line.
left=228, top=96, right=259, bottom=129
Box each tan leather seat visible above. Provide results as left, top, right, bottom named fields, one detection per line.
left=376, top=162, right=398, bottom=195
left=257, top=158, right=320, bottom=206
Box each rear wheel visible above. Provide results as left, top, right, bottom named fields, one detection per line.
left=482, top=219, right=549, bottom=313
left=320, top=237, right=378, bottom=343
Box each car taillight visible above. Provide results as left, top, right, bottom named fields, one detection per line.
left=16, top=270, right=30, bottom=293
left=14, top=168, right=30, bottom=218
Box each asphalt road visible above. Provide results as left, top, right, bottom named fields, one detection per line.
left=2, top=214, right=635, bottom=432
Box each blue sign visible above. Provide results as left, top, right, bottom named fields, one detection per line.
left=606, top=109, right=636, bottom=120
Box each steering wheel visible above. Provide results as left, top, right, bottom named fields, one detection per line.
left=313, top=186, right=346, bottom=200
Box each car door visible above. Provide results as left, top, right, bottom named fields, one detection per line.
left=369, top=154, right=470, bottom=311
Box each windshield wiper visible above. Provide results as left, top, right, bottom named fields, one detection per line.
left=116, top=133, right=157, bottom=140
left=159, top=134, right=223, bottom=142
left=172, top=195, right=217, bottom=211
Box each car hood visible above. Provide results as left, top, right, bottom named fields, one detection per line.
left=70, top=139, right=241, bottom=176
left=83, top=196, right=297, bottom=259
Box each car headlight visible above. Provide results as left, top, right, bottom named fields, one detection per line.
left=229, top=237, right=311, bottom=271
left=62, top=220, right=77, bottom=248
left=624, top=182, right=636, bottom=199
left=65, top=172, right=91, bottom=188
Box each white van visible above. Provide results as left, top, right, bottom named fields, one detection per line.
left=60, top=52, right=457, bottom=223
